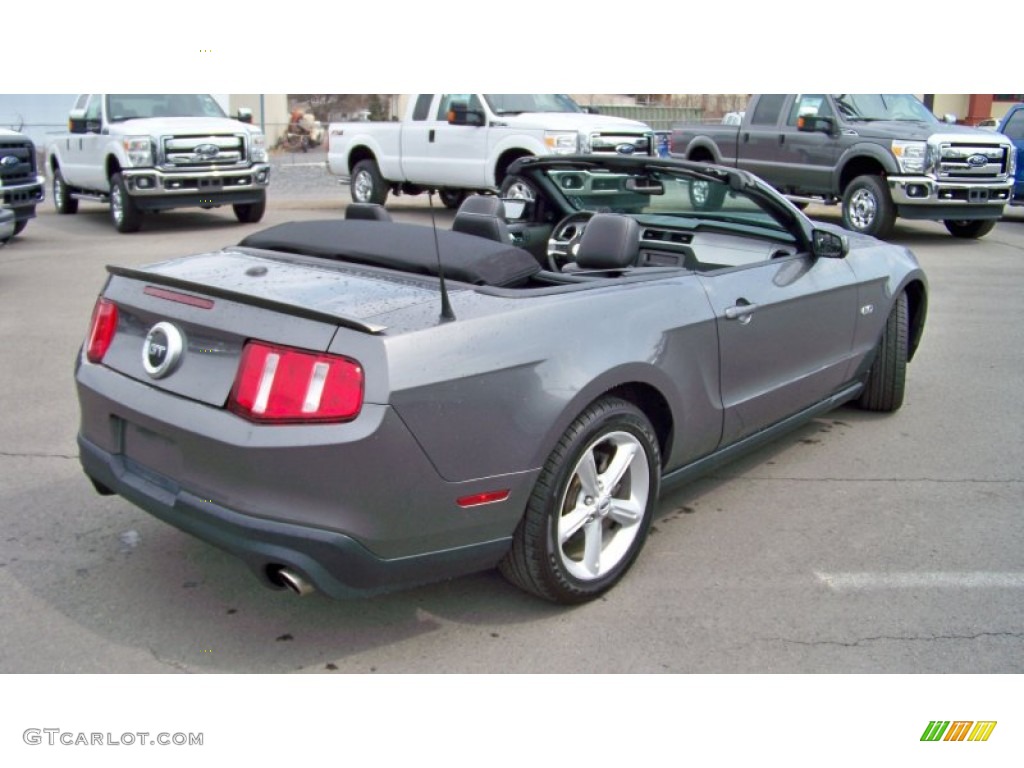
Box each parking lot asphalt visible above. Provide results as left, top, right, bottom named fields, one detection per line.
left=1, top=168, right=1023, bottom=674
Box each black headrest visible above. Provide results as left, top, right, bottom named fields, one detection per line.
left=575, top=214, right=640, bottom=270
left=452, top=195, right=510, bottom=243
left=456, top=195, right=506, bottom=218
left=345, top=203, right=392, bottom=221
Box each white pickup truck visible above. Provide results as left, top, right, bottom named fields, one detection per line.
left=46, top=94, right=271, bottom=233
left=326, top=94, right=655, bottom=208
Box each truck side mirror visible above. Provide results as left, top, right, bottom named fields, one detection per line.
left=943, top=113, right=958, bottom=124
left=797, top=115, right=835, bottom=135
left=68, top=108, right=88, bottom=134
left=447, top=104, right=485, bottom=127
left=236, top=107, right=253, bottom=124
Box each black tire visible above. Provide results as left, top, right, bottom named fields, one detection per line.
left=499, top=174, right=538, bottom=202
left=12, top=219, right=27, bottom=236
left=499, top=397, right=660, bottom=604
left=438, top=189, right=467, bottom=209
left=233, top=192, right=266, bottom=224
left=841, top=174, right=895, bottom=239
left=53, top=168, right=78, bottom=214
left=109, top=172, right=142, bottom=233
left=350, top=158, right=388, bottom=205
left=943, top=219, right=997, bottom=239
left=857, top=291, right=908, bottom=412
left=688, top=179, right=726, bottom=211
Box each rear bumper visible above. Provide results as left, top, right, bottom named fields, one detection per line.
left=75, top=360, right=533, bottom=597
left=79, top=435, right=512, bottom=597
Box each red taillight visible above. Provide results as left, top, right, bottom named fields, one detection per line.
left=86, top=298, right=119, bottom=363
left=228, top=341, right=363, bottom=423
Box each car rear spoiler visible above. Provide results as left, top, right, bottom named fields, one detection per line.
left=105, top=264, right=388, bottom=335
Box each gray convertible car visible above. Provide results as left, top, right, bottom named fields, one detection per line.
left=75, top=155, right=927, bottom=604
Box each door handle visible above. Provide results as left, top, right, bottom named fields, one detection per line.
left=725, top=302, right=758, bottom=321
left=778, top=133, right=785, bottom=145
left=429, top=129, right=436, bottom=142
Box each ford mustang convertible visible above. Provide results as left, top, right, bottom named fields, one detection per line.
left=75, top=155, right=927, bottom=604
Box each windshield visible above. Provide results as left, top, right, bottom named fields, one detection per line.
left=832, top=94, right=937, bottom=123
left=540, top=165, right=794, bottom=239
left=105, top=94, right=228, bottom=122
left=484, top=94, right=583, bottom=115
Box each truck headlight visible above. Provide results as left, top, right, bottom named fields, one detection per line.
left=544, top=131, right=579, bottom=155
left=1008, top=145, right=1017, bottom=176
left=122, top=136, right=153, bottom=167
left=892, top=140, right=927, bottom=174
left=249, top=132, right=268, bottom=163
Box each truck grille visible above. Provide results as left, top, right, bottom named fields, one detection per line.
left=590, top=132, right=654, bottom=156
left=0, top=138, right=37, bottom=185
left=160, top=134, right=247, bottom=170
left=934, top=140, right=1011, bottom=180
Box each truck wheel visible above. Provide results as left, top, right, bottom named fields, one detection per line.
left=857, top=291, right=908, bottom=412
left=53, top=168, right=79, bottom=214
left=841, top=175, right=895, bottom=239
left=350, top=159, right=388, bottom=205
left=438, top=189, right=467, bottom=209
left=499, top=175, right=537, bottom=201
left=498, top=397, right=660, bottom=604
left=688, top=179, right=726, bottom=211
left=109, top=173, right=142, bottom=233
left=12, top=220, right=27, bottom=237
left=233, top=193, right=266, bottom=224
left=943, top=219, right=997, bottom=239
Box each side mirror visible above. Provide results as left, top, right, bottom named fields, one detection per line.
left=943, top=113, right=958, bottom=124
left=797, top=115, right=835, bottom=135
left=812, top=229, right=849, bottom=258
left=447, top=103, right=485, bottom=127
left=68, top=108, right=87, bottom=134
left=236, top=107, right=253, bottom=124
left=582, top=106, right=601, bottom=115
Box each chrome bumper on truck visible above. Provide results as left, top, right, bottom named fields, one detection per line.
left=121, top=165, right=271, bottom=209
left=888, top=177, right=1012, bottom=220
left=0, top=175, right=46, bottom=220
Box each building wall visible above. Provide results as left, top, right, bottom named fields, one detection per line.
left=230, top=94, right=290, bottom=144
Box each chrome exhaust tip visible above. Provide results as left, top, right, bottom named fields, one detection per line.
left=269, top=566, right=315, bottom=597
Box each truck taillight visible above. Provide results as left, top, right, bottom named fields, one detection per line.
left=228, top=341, right=363, bottom=423
left=86, top=298, right=119, bottom=363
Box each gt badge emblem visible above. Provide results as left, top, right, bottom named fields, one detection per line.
left=143, top=322, right=185, bottom=378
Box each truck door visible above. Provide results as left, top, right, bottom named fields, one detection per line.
left=401, top=94, right=490, bottom=189
left=774, top=94, right=841, bottom=195
left=63, top=95, right=106, bottom=192
left=396, top=94, right=437, bottom=184
left=698, top=252, right=859, bottom=445
left=735, top=94, right=789, bottom=182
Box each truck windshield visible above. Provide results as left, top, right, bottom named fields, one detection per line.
left=105, top=94, right=228, bottom=122
left=832, top=94, right=936, bottom=123
left=484, top=94, right=583, bottom=115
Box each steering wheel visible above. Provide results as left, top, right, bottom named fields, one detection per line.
left=546, top=211, right=594, bottom=271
